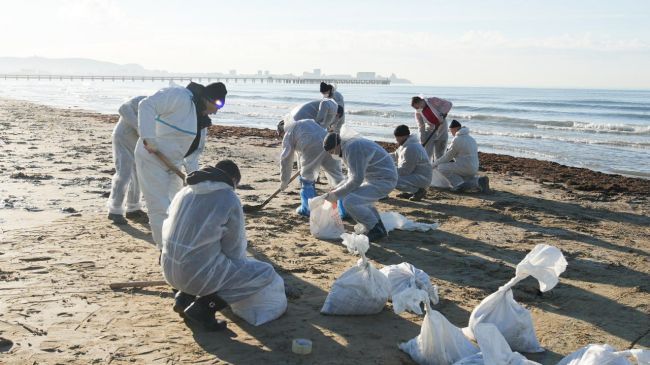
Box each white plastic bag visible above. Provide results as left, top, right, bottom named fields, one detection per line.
left=453, top=323, right=542, bottom=365
left=431, top=169, right=454, bottom=189
left=557, top=344, right=649, bottom=365
left=309, top=195, right=344, bottom=240
left=400, top=291, right=479, bottom=365
left=380, top=262, right=439, bottom=315
left=321, top=233, right=390, bottom=315
left=380, top=212, right=439, bottom=233
left=464, top=244, right=568, bottom=353
left=230, top=273, right=287, bottom=326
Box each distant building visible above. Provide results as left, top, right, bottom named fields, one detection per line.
left=357, top=72, right=376, bottom=80
left=313, top=68, right=321, bottom=77
left=229, top=70, right=237, bottom=75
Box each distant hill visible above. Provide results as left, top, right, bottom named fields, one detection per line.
left=0, top=57, right=164, bottom=76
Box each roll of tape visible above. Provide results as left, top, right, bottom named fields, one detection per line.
left=292, top=338, right=312, bottom=355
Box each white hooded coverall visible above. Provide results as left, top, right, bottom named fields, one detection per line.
left=135, top=86, right=197, bottom=248
left=279, top=119, right=344, bottom=187
left=431, top=127, right=479, bottom=189
left=332, top=137, right=398, bottom=230
left=331, top=90, right=345, bottom=133
left=106, top=96, right=145, bottom=215
left=315, top=98, right=338, bottom=131
left=392, top=134, right=433, bottom=193
left=415, top=97, right=452, bottom=162
left=288, top=101, right=320, bottom=122
left=161, top=181, right=285, bottom=307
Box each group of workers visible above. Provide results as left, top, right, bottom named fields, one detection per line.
left=105, top=81, right=488, bottom=330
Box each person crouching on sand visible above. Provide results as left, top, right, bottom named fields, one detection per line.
left=162, top=160, right=287, bottom=331
left=431, top=120, right=490, bottom=193
left=391, top=125, right=433, bottom=201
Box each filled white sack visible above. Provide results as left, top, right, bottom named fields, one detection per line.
left=321, top=233, right=390, bottom=315
left=380, top=262, right=439, bottom=315
left=463, top=244, right=568, bottom=353
left=379, top=212, right=439, bottom=232
left=557, top=344, right=649, bottom=365
left=453, top=323, right=542, bottom=365
left=400, top=290, right=479, bottom=365
left=309, top=195, right=345, bottom=240
left=230, top=273, right=287, bottom=326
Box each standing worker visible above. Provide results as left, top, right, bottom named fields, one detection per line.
left=277, top=119, right=345, bottom=217
left=391, top=125, right=432, bottom=201
left=322, top=132, right=397, bottom=241
left=106, top=96, right=148, bottom=225
left=315, top=83, right=339, bottom=131
left=431, top=120, right=489, bottom=192
left=411, top=96, right=453, bottom=162
left=135, top=81, right=227, bottom=249
left=320, top=82, right=345, bottom=133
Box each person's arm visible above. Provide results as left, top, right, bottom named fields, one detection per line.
left=415, top=112, right=428, bottom=144
left=315, top=100, right=328, bottom=128
left=331, top=143, right=368, bottom=198
left=219, top=194, right=247, bottom=260
left=278, top=132, right=295, bottom=189
left=397, top=146, right=417, bottom=176
left=432, top=139, right=457, bottom=167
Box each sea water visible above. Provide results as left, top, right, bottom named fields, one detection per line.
left=0, top=79, right=648, bottom=179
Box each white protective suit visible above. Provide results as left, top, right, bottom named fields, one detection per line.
left=392, top=134, right=433, bottom=194
left=280, top=119, right=344, bottom=187
left=106, top=96, right=145, bottom=215
left=415, top=97, right=452, bottom=161
left=432, top=127, right=480, bottom=189
left=135, top=86, right=198, bottom=248
left=183, top=128, right=207, bottom=173
left=161, top=181, right=280, bottom=303
left=331, top=90, right=345, bottom=133
left=315, top=98, right=338, bottom=131
left=288, top=101, right=320, bottom=122
left=332, top=137, right=398, bottom=230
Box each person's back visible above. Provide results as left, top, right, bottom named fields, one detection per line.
left=290, top=101, right=321, bottom=121
left=341, top=137, right=397, bottom=190
left=285, top=119, right=328, bottom=154
left=315, top=98, right=338, bottom=130
left=118, top=96, right=146, bottom=131
left=444, top=127, right=479, bottom=172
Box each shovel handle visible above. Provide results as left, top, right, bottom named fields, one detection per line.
left=109, top=280, right=168, bottom=290
left=258, top=171, right=300, bottom=209
left=153, top=151, right=186, bottom=181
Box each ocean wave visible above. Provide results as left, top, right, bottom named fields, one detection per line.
left=471, top=129, right=650, bottom=149
left=508, top=100, right=650, bottom=112
left=347, top=109, right=413, bottom=118
left=534, top=122, right=650, bottom=135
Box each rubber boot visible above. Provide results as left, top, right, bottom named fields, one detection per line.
left=295, top=177, right=316, bottom=217
left=107, top=213, right=127, bottom=225
left=184, top=292, right=228, bottom=331
left=337, top=199, right=348, bottom=220
left=125, top=209, right=149, bottom=221
left=173, top=291, right=195, bottom=318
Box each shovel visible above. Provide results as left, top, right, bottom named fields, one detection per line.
left=243, top=171, right=300, bottom=213
left=144, top=140, right=186, bottom=182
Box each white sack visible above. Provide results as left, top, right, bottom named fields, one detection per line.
left=309, top=195, right=345, bottom=240
left=380, top=262, right=439, bottom=315
left=400, top=291, right=479, bottom=365
left=453, top=323, right=542, bottom=365
left=380, top=212, right=439, bottom=232
left=464, top=244, right=568, bottom=353
left=557, top=344, right=649, bottom=365
left=321, top=233, right=390, bottom=315
left=230, top=273, right=287, bottom=326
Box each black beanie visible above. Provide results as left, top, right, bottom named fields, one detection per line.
left=449, top=119, right=462, bottom=129
left=204, top=82, right=227, bottom=103
left=394, top=124, right=410, bottom=137
left=320, top=82, right=332, bottom=93
left=323, top=132, right=341, bottom=151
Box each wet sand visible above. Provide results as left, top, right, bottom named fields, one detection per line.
left=0, top=98, right=648, bottom=364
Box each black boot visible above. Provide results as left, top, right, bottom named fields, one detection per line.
left=367, top=220, right=388, bottom=242
left=410, top=188, right=426, bottom=201
left=173, top=291, right=195, bottom=318
left=107, top=213, right=127, bottom=225
left=184, top=293, right=228, bottom=331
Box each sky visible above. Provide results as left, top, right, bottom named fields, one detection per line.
left=0, top=0, right=649, bottom=88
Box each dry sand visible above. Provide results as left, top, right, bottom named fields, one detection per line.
left=0, top=98, right=648, bottom=364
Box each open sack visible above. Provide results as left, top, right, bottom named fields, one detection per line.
left=453, top=323, right=542, bottom=365
left=321, top=233, right=390, bottom=315
left=557, top=344, right=649, bottom=365
left=309, top=195, right=345, bottom=240
left=463, top=244, right=568, bottom=353
left=380, top=262, right=439, bottom=315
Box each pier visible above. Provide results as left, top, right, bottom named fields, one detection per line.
left=0, top=74, right=390, bottom=85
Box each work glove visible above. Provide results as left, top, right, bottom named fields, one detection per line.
left=143, top=138, right=158, bottom=153
left=323, top=192, right=338, bottom=203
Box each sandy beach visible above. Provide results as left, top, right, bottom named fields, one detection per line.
left=0, top=98, right=648, bottom=364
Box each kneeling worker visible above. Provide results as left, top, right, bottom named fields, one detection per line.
left=391, top=125, right=433, bottom=201
left=431, top=120, right=489, bottom=192
left=322, top=132, right=398, bottom=241
left=277, top=119, right=345, bottom=217
left=162, top=160, right=287, bottom=330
